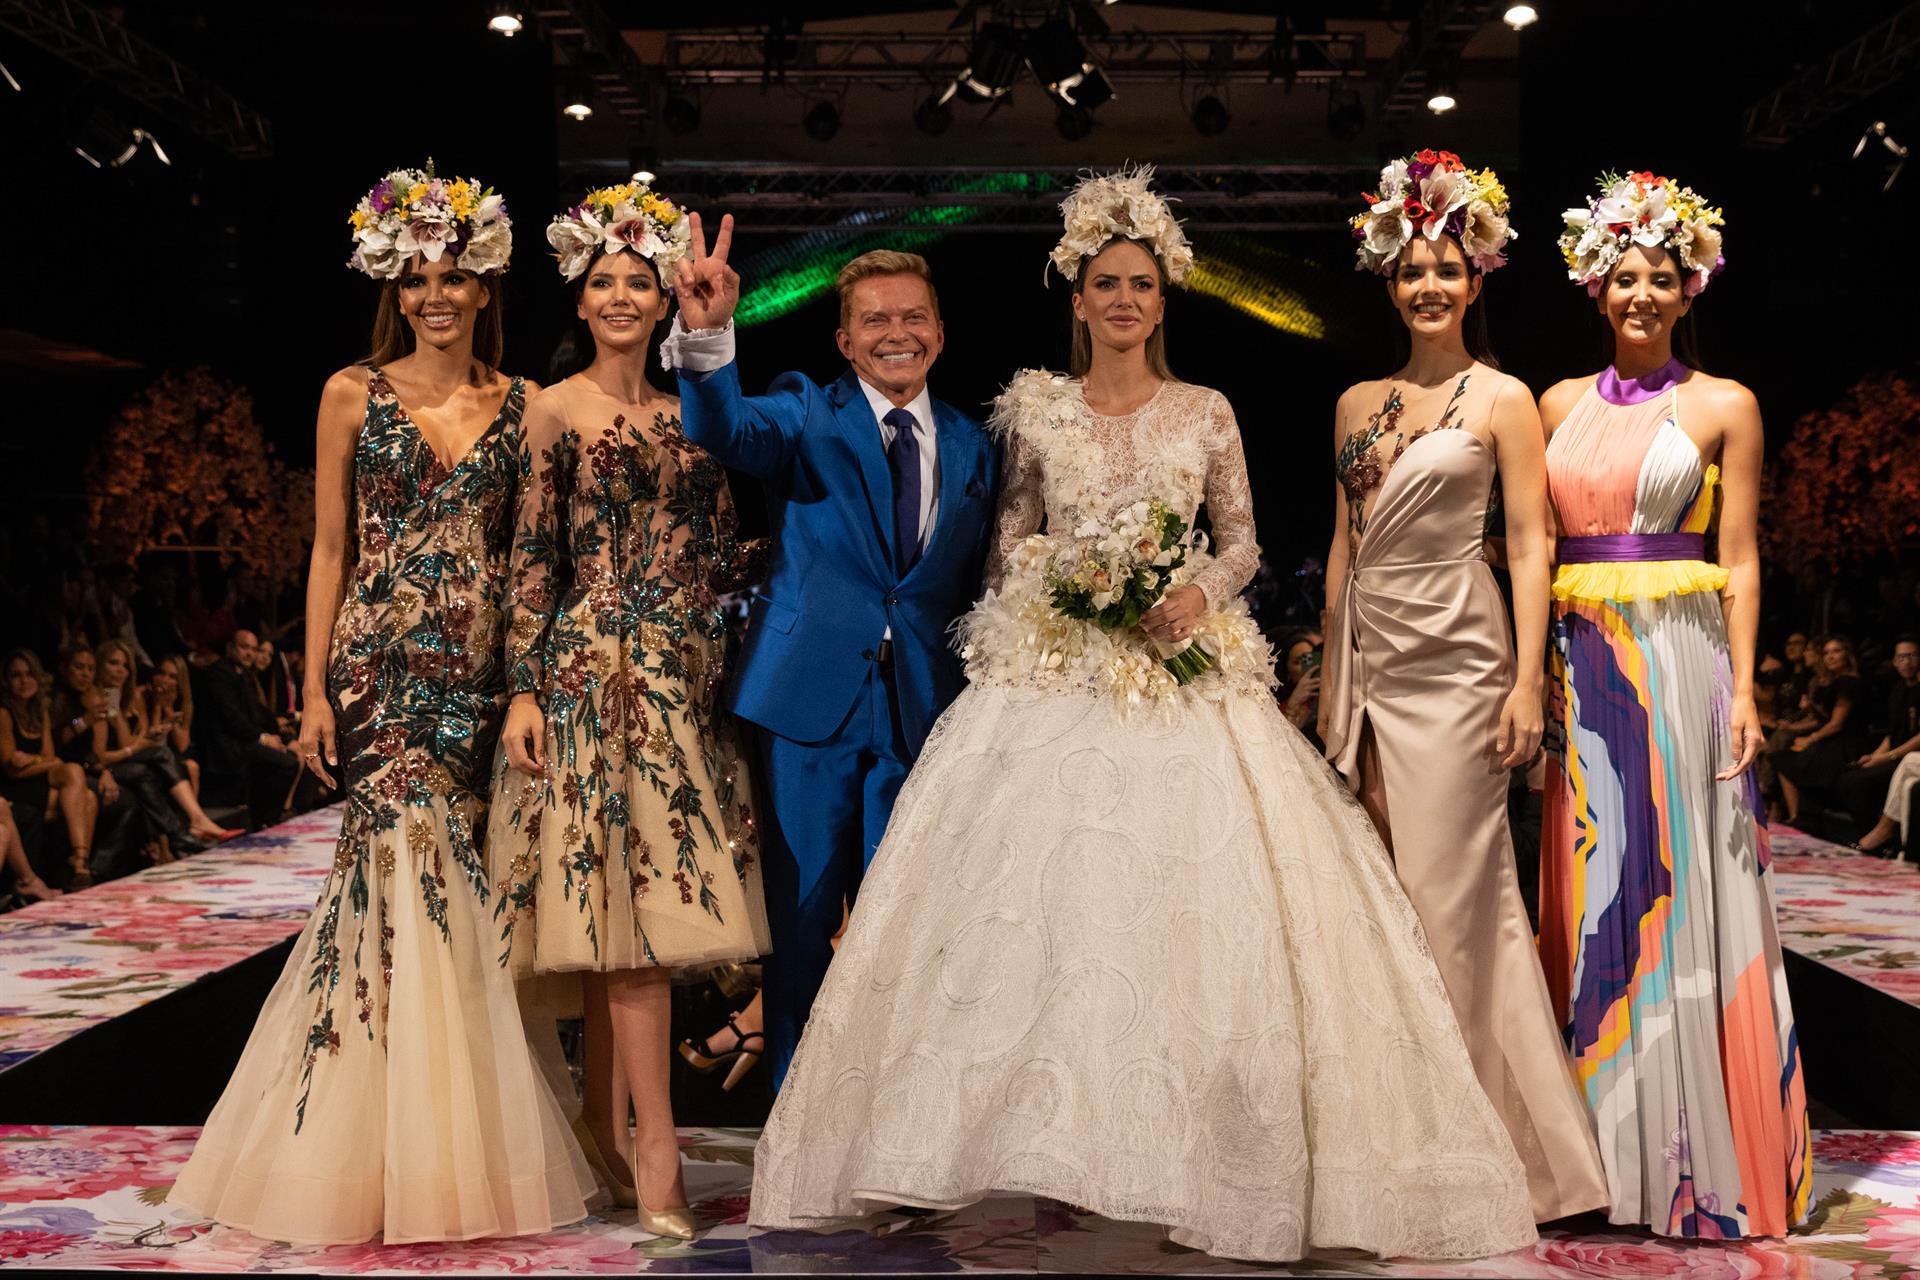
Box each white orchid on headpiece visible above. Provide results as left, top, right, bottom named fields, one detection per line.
left=1558, top=170, right=1725, bottom=297
left=1351, top=149, right=1515, bottom=275
left=1050, top=165, right=1195, bottom=286
left=346, top=161, right=512, bottom=280
left=546, top=177, right=694, bottom=284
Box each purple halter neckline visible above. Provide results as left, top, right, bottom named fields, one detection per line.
left=1596, top=356, right=1686, bottom=406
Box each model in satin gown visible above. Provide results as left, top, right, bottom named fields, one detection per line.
left=171, top=168, right=594, bottom=1245
left=1323, top=151, right=1608, bottom=1225
left=1540, top=172, right=1808, bottom=1238
left=749, top=169, right=1537, bottom=1264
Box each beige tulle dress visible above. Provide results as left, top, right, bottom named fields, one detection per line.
left=169, top=370, right=595, bottom=1244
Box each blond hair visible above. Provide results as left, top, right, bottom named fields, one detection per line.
left=834, top=250, right=940, bottom=331
left=1069, top=237, right=1176, bottom=381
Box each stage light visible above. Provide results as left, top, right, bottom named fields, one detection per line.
left=562, top=75, right=594, bottom=121
left=803, top=99, right=841, bottom=142
left=1502, top=4, right=1539, bottom=29
left=661, top=93, right=700, bottom=135
left=1026, top=17, right=1086, bottom=86
left=108, top=128, right=169, bottom=167
left=1326, top=86, right=1365, bottom=138
left=956, top=22, right=1024, bottom=102
left=487, top=4, right=523, bottom=36
left=0, top=59, right=20, bottom=92
left=633, top=169, right=656, bottom=185
left=1192, top=95, right=1230, bottom=136
left=1426, top=58, right=1457, bottom=115
left=914, top=90, right=954, bottom=136
left=1855, top=120, right=1909, bottom=191
left=75, top=147, right=101, bottom=168
left=1055, top=64, right=1113, bottom=110
left=1056, top=102, right=1094, bottom=140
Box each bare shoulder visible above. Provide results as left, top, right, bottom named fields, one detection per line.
left=317, top=366, right=371, bottom=437
left=1335, top=379, right=1387, bottom=437
left=322, top=364, right=372, bottom=401
left=1538, top=375, right=1595, bottom=429
left=1683, top=369, right=1759, bottom=417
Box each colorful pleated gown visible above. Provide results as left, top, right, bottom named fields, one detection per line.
left=1539, top=365, right=1809, bottom=1239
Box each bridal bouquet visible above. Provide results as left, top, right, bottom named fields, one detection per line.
left=1044, top=498, right=1215, bottom=685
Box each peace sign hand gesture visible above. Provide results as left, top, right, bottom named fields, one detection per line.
left=676, top=212, right=740, bottom=332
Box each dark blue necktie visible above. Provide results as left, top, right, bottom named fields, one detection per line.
left=884, top=407, right=921, bottom=574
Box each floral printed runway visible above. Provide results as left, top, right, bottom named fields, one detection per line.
left=1770, top=827, right=1920, bottom=1011
left=1, top=1124, right=1918, bottom=1275
left=0, top=806, right=342, bottom=1073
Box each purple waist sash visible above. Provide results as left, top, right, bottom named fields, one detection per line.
left=1558, top=532, right=1706, bottom=564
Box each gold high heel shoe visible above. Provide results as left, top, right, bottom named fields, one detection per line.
left=570, top=1115, right=638, bottom=1209
left=677, top=1015, right=763, bottom=1092
left=636, top=1200, right=698, bottom=1241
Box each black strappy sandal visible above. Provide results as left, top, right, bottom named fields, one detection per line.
left=678, top=1016, right=764, bottom=1092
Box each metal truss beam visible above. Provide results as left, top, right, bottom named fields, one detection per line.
left=0, top=0, right=271, bottom=158
left=636, top=163, right=1376, bottom=232
left=659, top=28, right=1367, bottom=88
left=1743, top=1, right=1920, bottom=148
left=1375, top=0, right=1502, bottom=121
left=534, top=0, right=651, bottom=121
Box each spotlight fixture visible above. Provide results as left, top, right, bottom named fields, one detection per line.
left=1026, top=17, right=1087, bottom=86
left=1326, top=85, right=1366, bottom=138
left=75, top=147, right=101, bottom=168
left=633, top=169, right=657, bottom=185
left=913, top=90, right=954, bottom=136
left=955, top=22, right=1024, bottom=102
left=1055, top=102, right=1094, bottom=141
left=486, top=3, right=524, bottom=36
left=1, top=58, right=19, bottom=92
left=803, top=99, right=841, bottom=142
left=1191, top=94, right=1230, bottom=136
left=109, top=127, right=169, bottom=167
left=1855, top=120, right=1909, bottom=191
left=561, top=74, right=594, bottom=121
left=1502, top=3, right=1539, bottom=29
left=661, top=93, right=700, bottom=135
left=1425, top=56, right=1458, bottom=115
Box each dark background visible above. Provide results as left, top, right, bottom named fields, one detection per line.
left=1, top=0, right=1913, bottom=620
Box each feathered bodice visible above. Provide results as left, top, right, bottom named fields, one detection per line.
left=960, top=371, right=1273, bottom=708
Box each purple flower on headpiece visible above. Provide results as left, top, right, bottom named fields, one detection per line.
left=1444, top=207, right=1469, bottom=240
left=370, top=179, right=396, bottom=214
left=1407, top=158, right=1435, bottom=185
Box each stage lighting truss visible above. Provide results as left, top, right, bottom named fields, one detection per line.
left=1743, top=2, right=1920, bottom=149
left=0, top=0, right=271, bottom=158
left=658, top=27, right=1365, bottom=91
left=1375, top=0, right=1508, bottom=122
left=630, top=162, right=1379, bottom=234
left=536, top=0, right=650, bottom=123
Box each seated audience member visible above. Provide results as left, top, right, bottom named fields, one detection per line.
left=1277, top=628, right=1323, bottom=746
left=3, top=650, right=103, bottom=888
left=198, top=630, right=298, bottom=830
left=50, top=645, right=158, bottom=877
left=1841, top=636, right=1920, bottom=850
left=94, top=640, right=238, bottom=850
left=1775, top=635, right=1872, bottom=825
left=133, top=654, right=201, bottom=797
left=0, top=794, right=59, bottom=903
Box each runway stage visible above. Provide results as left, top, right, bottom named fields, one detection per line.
left=2, top=811, right=1918, bottom=1275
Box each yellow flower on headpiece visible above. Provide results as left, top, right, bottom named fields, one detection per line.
left=448, top=179, right=477, bottom=220
left=349, top=209, right=369, bottom=231
left=404, top=182, right=427, bottom=208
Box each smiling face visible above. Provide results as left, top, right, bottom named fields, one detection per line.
left=97, top=646, right=129, bottom=691
left=1600, top=242, right=1690, bottom=350
left=836, top=273, right=944, bottom=403
left=579, top=249, right=670, bottom=356
left=1390, top=234, right=1481, bottom=339
left=149, top=661, right=177, bottom=703
left=1072, top=239, right=1166, bottom=355
left=396, top=253, right=492, bottom=353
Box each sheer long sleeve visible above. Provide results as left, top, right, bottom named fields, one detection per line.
left=983, top=427, right=1045, bottom=594
left=1188, top=391, right=1261, bottom=609
left=503, top=392, right=576, bottom=696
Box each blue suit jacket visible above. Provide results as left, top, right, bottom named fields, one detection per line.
left=678, top=360, right=999, bottom=752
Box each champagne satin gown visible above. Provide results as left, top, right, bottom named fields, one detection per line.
left=1323, top=370, right=1609, bottom=1223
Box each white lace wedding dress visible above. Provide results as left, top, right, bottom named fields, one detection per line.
left=748, top=373, right=1538, bottom=1262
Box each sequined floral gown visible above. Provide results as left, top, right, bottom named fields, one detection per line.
left=750, top=372, right=1537, bottom=1263
left=171, top=368, right=595, bottom=1245
left=487, top=377, right=770, bottom=975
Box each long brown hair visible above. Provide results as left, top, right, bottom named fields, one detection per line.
left=364, top=266, right=505, bottom=369
left=1597, top=246, right=1704, bottom=371
left=1385, top=236, right=1500, bottom=371
left=1, top=648, right=50, bottom=736
left=145, top=653, right=194, bottom=734
left=1069, top=237, right=1176, bottom=381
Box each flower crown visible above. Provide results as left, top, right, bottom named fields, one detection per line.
left=546, top=178, right=694, bottom=284
left=1352, top=149, right=1514, bottom=275
left=347, top=162, right=511, bottom=280
left=1049, top=165, right=1194, bottom=286
left=1559, top=170, right=1725, bottom=297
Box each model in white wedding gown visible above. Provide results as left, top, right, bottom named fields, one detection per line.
left=748, top=371, right=1538, bottom=1263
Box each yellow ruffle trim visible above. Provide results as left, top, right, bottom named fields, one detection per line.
left=1551, top=558, right=1729, bottom=606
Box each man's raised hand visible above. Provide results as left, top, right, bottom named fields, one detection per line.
left=676, top=212, right=740, bottom=331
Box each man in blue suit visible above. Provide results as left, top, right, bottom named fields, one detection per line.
left=665, top=214, right=999, bottom=1086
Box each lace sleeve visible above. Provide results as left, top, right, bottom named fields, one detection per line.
left=1188, top=390, right=1261, bottom=609
left=503, top=391, right=575, bottom=696
left=983, top=426, right=1044, bottom=594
